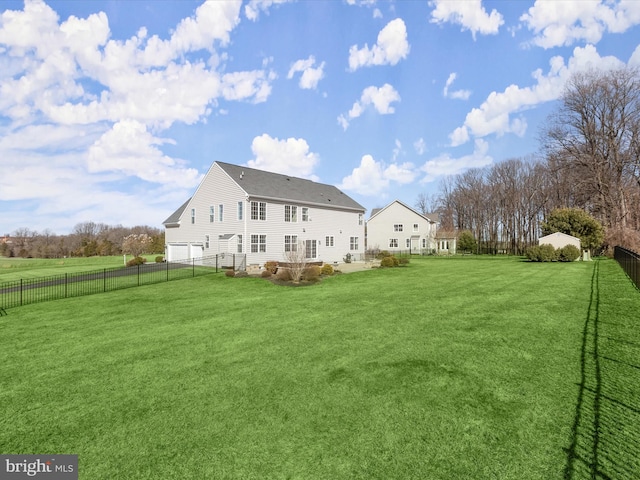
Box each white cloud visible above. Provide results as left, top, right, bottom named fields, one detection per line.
left=449, top=44, right=626, bottom=146
left=443, top=73, right=471, bottom=100
left=338, top=83, right=400, bottom=129
left=420, top=139, right=493, bottom=183
left=520, top=0, right=640, bottom=49
left=348, top=18, right=409, bottom=71
left=287, top=56, right=326, bottom=89
left=414, top=138, right=426, bottom=155
left=0, top=1, right=280, bottom=231
left=339, top=154, right=417, bottom=196
left=87, top=120, right=202, bottom=188
left=244, top=0, right=293, bottom=21
left=429, top=0, right=504, bottom=39
left=630, top=45, right=640, bottom=67
left=247, top=134, right=320, bottom=181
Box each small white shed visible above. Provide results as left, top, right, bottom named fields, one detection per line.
left=538, top=232, right=581, bottom=250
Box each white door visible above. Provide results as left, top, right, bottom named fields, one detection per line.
left=305, top=240, right=317, bottom=259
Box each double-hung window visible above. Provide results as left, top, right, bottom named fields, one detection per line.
left=218, top=204, right=224, bottom=222
left=302, top=207, right=309, bottom=222
left=394, top=224, right=403, bottom=232
left=191, top=208, right=196, bottom=224
left=237, top=201, right=243, bottom=220
left=205, top=235, right=210, bottom=249
left=237, top=235, right=243, bottom=253
left=325, top=236, right=334, bottom=247
left=350, top=236, right=359, bottom=250
left=209, top=206, right=215, bottom=223
left=251, top=201, right=266, bottom=220
left=389, top=239, right=398, bottom=248
left=251, top=234, right=266, bottom=253
left=284, top=235, right=298, bottom=252
left=285, top=205, right=298, bottom=222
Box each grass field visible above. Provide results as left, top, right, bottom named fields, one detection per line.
left=0, top=256, right=159, bottom=281
left=0, top=256, right=638, bottom=479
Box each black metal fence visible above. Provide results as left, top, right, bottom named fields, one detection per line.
left=614, top=246, right=640, bottom=290
left=0, top=254, right=246, bottom=310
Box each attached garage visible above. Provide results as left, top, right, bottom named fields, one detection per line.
left=166, top=243, right=189, bottom=262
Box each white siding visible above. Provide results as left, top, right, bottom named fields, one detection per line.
left=164, top=163, right=365, bottom=266
left=244, top=199, right=364, bottom=265
left=367, top=201, right=436, bottom=254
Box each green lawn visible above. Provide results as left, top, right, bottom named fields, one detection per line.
left=0, top=256, right=159, bottom=281
left=0, top=256, right=638, bottom=479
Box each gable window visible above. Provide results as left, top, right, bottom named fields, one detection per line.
left=285, top=205, right=298, bottom=222
left=237, top=235, right=243, bottom=253
left=237, top=201, right=243, bottom=220
left=191, top=208, right=196, bottom=224
left=325, top=236, right=334, bottom=247
left=389, top=239, right=398, bottom=248
left=350, top=236, right=359, bottom=250
left=302, top=207, right=309, bottom=222
left=359, top=213, right=363, bottom=226
left=205, top=235, right=210, bottom=249
left=413, top=223, right=419, bottom=232
left=209, top=206, right=215, bottom=223
left=394, top=224, right=403, bottom=232
left=251, top=234, right=266, bottom=253
left=219, top=204, right=224, bottom=222
left=284, top=235, right=298, bottom=252
left=251, top=201, right=266, bottom=221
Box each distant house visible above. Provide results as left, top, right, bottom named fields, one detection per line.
left=538, top=232, right=581, bottom=250
left=163, top=161, right=366, bottom=267
left=366, top=200, right=437, bottom=254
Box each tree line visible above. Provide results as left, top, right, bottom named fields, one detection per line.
left=1, top=222, right=164, bottom=259
left=418, top=67, right=640, bottom=255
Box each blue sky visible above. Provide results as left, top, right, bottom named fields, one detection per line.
left=1, top=0, right=639, bottom=234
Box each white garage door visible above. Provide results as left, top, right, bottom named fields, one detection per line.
left=190, top=244, right=204, bottom=263
left=167, top=244, right=189, bottom=261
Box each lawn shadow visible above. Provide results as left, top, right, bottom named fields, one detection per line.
left=563, top=260, right=640, bottom=480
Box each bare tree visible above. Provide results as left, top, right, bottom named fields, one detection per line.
left=122, top=233, right=152, bottom=258
left=283, top=241, right=308, bottom=283
left=543, top=67, right=640, bottom=233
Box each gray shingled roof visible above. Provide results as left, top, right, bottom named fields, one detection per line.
left=163, top=197, right=191, bottom=226
left=163, top=162, right=365, bottom=226
left=216, top=162, right=365, bottom=211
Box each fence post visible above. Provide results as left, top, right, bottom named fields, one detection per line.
left=192, top=257, right=195, bottom=277
left=137, top=264, right=140, bottom=286
left=20, top=279, right=23, bottom=306
left=216, top=255, right=219, bottom=273
left=65, top=273, right=68, bottom=298
left=104, top=269, right=107, bottom=292
left=166, top=259, right=169, bottom=282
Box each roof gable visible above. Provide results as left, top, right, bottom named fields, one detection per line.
left=216, top=161, right=364, bottom=211
left=163, top=197, right=191, bottom=226
left=539, top=232, right=580, bottom=241
left=369, top=199, right=434, bottom=223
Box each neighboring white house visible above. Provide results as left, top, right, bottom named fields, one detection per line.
left=163, top=161, right=366, bottom=267
left=366, top=200, right=437, bottom=254
left=538, top=232, right=581, bottom=250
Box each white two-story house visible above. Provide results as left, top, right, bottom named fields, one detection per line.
left=163, top=161, right=366, bottom=267
left=366, top=200, right=437, bottom=254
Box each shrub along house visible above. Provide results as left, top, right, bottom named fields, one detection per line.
left=163, top=161, right=366, bottom=267
left=366, top=200, right=437, bottom=254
